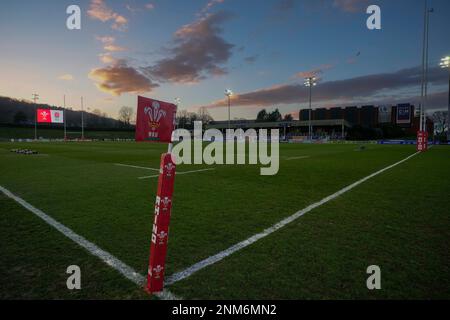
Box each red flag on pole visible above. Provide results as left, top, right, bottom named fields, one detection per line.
left=135, top=96, right=177, bottom=143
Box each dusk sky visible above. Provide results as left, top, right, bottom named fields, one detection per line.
left=1, top=0, right=449, bottom=121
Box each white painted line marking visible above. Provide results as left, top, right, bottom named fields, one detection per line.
left=138, top=168, right=216, bottom=180
left=115, top=163, right=160, bottom=171
left=165, top=151, right=421, bottom=286
left=177, top=168, right=216, bottom=176
left=154, top=289, right=181, bottom=300
left=285, top=156, right=310, bottom=161
left=138, top=175, right=159, bottom=179
left=0, top=185, right=180, bottom=300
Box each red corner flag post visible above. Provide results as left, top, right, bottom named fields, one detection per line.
left=416, top=131, right=428, bottom=152
left=147, top=153, right=176, bottom=292
left=135, top=96, right=177, bottom=294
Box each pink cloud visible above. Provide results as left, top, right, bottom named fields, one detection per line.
left=89, top=60, right=158, bottom=96
left=145, top=3, right=155, bottom=10
left=144, top=11, right=234, bottom=83
left=200, top=66, right=448, bottom=109
left=293, top=64, right=334, bottom=79
left=88, top=0, right=128, bottom=31
left=200, top=0, right=225, bottom=15
left=333, top=0, right=369, bottom=13
left=103, top=44, right=126, bottom=52
left=98, top=53, right=117, bottom=64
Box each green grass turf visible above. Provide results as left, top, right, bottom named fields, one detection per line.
left=171, top=146, right=450, bottom=299
left=0, top=141, right=449, bottom=299
left=0, top=193, right=149, bottom=299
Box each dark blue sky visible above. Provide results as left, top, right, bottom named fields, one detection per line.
left=0, top=0, right=449, bottom=120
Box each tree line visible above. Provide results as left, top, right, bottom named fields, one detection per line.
left=256, top=108, right=294, bottom=122
left=0, top=96, right=134, bottom=129
left=176, top=107, right=214, bottom=130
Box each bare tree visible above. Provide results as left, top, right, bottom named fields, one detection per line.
left=176, top=110, right=189, bottom=128
left=197, top=107, right=214, bottom=124
left=176, top=109, right=209, bottom=129
left=118, top=106, right=134, bottom=125
left=432, top=111, right=448, bottom=136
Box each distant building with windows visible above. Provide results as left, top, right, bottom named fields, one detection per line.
left=297, top=103, right=430, bottom=131
left=206, top=103, right=433, bottom=139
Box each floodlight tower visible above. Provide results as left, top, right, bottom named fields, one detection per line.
left=440, top=56, right=450, bottom=140
left=32, top=93, right=39, bottom=140
left=225, top=89, right=233, bottom=130
left=63, top=95, right=67, bottom=140
left=304, top=77, right=317, bottom=140
left=419, top=2, right=433, bottom=133
left=174, top=98, right=181, bottom=129
left=81, top=97, right=85, bottom=140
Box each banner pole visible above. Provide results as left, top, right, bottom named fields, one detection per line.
left=32, top=93, right=39, bottom=140
left=81, top=96, right=84, bottom=140
left=167, top=132, right=174, bottom=153
left=63, top=95, right=67, bottom=141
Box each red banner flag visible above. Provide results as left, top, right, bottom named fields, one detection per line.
left=135, top=96, right=177, bottom=143
left=146, top=153, right=176, bottom=294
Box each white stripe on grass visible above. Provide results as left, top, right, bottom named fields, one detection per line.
left=114, top=163, right=160, bottom=171
left=0, top=185, right=179, bottom=300
left=285, top=156, right=310, bottom=161
left=165, top=151, right=421, bottom=285
left=138, top=168, right=216, bottom=180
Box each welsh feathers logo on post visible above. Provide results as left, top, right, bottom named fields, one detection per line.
left=135, top=96, right=177, bottom=143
